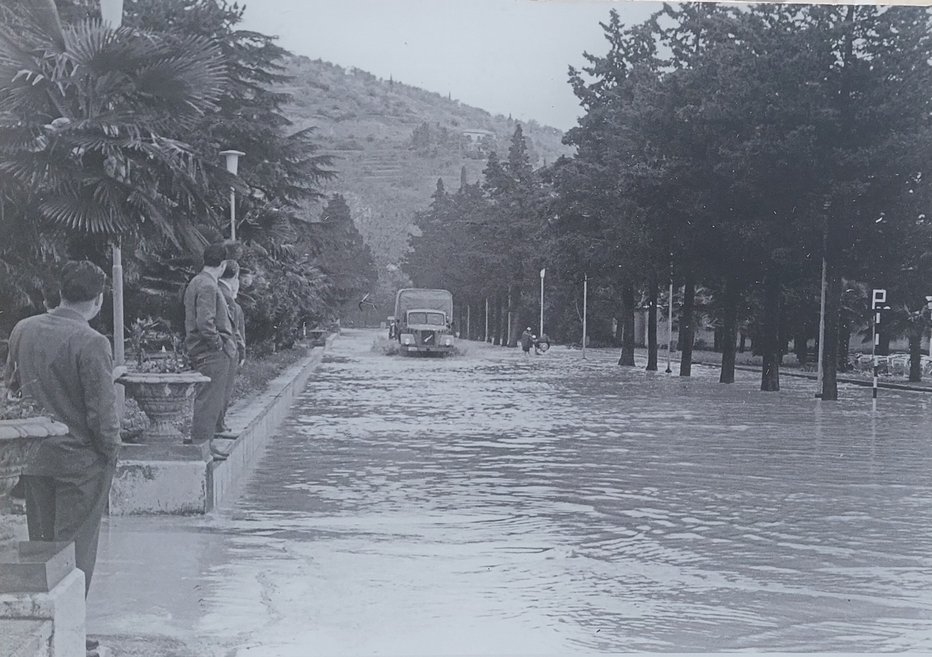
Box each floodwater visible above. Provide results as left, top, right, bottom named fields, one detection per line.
left=90, top=329, right=932, bottom=656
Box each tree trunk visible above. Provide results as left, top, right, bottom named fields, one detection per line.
left=909, top=328, right=923, bottom=382
left=506, top=284, right=513, bottom=347
left=618, top=285, right=636, bottom=366
left=498, top=292, right=508, bottom=346
left=821, top=263, right=842, bottom=401
left=646, top=273, right=658, bottom=371
left=794, top=330, right=808, bottom=367
left=679, top=276, right=695, bottom=377
left=507, top=284, right=520, bottom=348
left=760, top=272, right=781, bottom=391
left=837, top=316, right=850, bottom=371
left=719, top=277, right=738, bottom=384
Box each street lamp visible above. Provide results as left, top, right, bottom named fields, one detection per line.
left=100, top=0, right=123, bottom=26
left=220, top=149, right=245, bottom=241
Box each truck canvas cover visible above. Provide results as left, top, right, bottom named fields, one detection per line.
left=394, top=288, right=453, bottom=319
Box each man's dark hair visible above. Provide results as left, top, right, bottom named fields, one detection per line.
left=220, top=260, right=240, bottom=279
left=59, top=261, right=107, bottom=303
left=203, top=243, right=227, bottom=268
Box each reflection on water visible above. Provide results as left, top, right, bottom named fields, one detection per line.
left=144, top=331, right=932, bottom=654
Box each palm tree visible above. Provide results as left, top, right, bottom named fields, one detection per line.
left=0, top=0, right=228, bottom=309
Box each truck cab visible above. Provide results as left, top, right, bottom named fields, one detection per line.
left=394, top=289, right=455, bottom=356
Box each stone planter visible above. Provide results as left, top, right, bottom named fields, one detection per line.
left=0, top=417, right=69, bottom=545
left=118, top=372, right=209, bottom=443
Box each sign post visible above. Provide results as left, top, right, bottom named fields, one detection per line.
left=872, top=288, right=887, bottom=411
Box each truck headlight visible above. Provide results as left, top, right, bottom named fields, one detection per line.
left=442, top=336, right=454, bottom=346
left=400, top=334, right=415, bottom=345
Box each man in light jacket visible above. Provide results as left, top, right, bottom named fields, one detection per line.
left=5, top=261, right=120, bottom=603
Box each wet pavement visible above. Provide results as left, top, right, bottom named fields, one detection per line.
left=90, top=329, right=932, bottom=655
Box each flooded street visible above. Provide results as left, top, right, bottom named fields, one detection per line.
left=92, top=329, right=932, bottom=655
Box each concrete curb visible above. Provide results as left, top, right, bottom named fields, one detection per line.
left=109, top=333, right=338, bottom=515
left=692, top=360, right=932, bottom=394
left=209, top=333, right=337, bottom=509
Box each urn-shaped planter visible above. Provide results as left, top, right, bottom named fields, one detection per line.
left=118, top=372, right=209, bottom=443
left=0, top=417, right=69, bottom=545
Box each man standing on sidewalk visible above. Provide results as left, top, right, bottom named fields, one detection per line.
left=4, top=261, right=121, bottom=655
left=183, top=243, right=237, bottom=445
left=212, top=260, right=246, bottom=460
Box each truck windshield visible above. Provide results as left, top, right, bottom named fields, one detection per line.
left=408, top=312, right=445, bottom=326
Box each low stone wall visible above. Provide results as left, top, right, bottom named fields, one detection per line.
left=110, top=334, right=337, bottom=515
left=209, top=337, right=331, bottom=509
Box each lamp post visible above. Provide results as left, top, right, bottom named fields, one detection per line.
left=101, top=0, right=125, bottom=412
left=220, top=150, right=245, bottom=241
left=582, top=273, right=588, bottom=360
left=539, top=268, right=546, bottom=337
left=666, top=280, right=674, bottom=374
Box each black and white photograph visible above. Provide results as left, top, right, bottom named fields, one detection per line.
left=1, top=0, right=931, bottom=655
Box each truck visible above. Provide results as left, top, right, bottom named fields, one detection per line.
left=392, top=288, right=455, bottom=356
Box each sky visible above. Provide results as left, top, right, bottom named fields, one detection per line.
left=239, top=0, right=662, bottom=131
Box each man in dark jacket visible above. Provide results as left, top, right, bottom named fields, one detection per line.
left=183, top=243, right=237, bottom=444
left=520, top=327, right=534, bottom=357
left=4, top=261, right=120, bottom=603
left=216, top=260, right=245, bottom=438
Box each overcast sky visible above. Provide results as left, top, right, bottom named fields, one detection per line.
left=239, top=0, right=662, bottom=131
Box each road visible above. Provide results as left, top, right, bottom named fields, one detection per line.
left=90, top=329, right=932, bottom=655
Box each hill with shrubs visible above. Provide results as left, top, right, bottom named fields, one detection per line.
left=279, top=55, right=572, bottom=312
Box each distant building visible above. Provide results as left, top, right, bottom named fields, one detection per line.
left=462, top=128, right=495, bottom=152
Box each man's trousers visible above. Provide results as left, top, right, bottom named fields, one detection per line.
left=216, top=354, right=239, bottom=433
left=22, top=464, right=114, bottom=597
left=191, top=349, right=235, bottom=442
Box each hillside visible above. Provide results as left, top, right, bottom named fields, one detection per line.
left=278, top=55, right=573, bottom=310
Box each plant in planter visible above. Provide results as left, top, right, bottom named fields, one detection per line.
left=119, top=317, right=208, bottom=444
